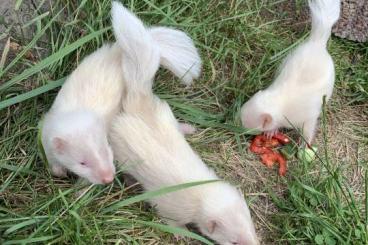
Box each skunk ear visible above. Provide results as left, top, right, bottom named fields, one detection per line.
left=52, top=137, right=67, bottom=154
left=261, top=113, right=272, bottom=129
left=206, top=220, right=218, bottom=234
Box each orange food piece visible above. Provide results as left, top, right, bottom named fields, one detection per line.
left=276, top=153, right=287, bottom=176
left=250, top=144, right=273, bottom=154
left=250, top=135, right=269, bottom=154
left=252, top=135, right=267, bottom=146
left=249, top=133, right=290, bottom=176
left=273, top=132, right=290, bottom=144
left=260, top=152, right=277, bottom=168
left=264, top=138, right=281, bottom=148
left=260, top=151, right=287, bottom=176
left=250, top=135, right=281, bottom=154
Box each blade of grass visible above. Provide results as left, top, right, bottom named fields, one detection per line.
left=22, top=11, right=50, bottom=29
left=0, top=77, right=66, bottom=110
left=0, top=38, right=11, bottom=72
left=0, top=27, right=110, bottom=91
left=0, top=163, right=39, bottom=176
left=102, top=179, right=219, bottom=213
left=135, top=220, right=214, bottom=245
left=141, top=0, right=178, bottom=25
left=0, top=216, right=48, bottom=224
left=0, top=155, right=36, bottom=193
left=3, top=235, right=57, bottom=245
left=4, top=217, right=46, bottom=236
left=14, top=0, right=23, bottom=10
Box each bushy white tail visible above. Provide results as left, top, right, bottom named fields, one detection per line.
left=112, top=1, right=160, bottom=94
left=112, top=1, right=201, bottom=90
left=309, top=0, right=341, bottom=45
left=149, top=27, right=202, bottom=86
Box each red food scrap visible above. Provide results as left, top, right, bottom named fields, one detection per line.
left=273, top=132, right=290, bottom=144
left=264, top=138, right=281, bottom=148
left=249, top=132, right=290, bottom=176
left=276, top=154, right=287, bottom=176
left=260, top=152, right=277, bottom=168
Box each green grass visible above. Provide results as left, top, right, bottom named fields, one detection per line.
left=1, top=0, right=367, bottom=244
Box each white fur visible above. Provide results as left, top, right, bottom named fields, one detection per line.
left=111, top=1, right=198, bottom=134
left=42, top=2, right=202, bottom=184
left=240, top=0, right=340, bottom=144
left=149, top=26, right=202, bottom=85
left=109, top=3, right=258, bottom=244
left=42, top=44, right=122, bottom=184
left=112, top=2, right=201, bottom=87
left=309, top=0, right=341, bottom=45
left=111, top=1, right=160, bottom=92
left=111, top=100, right=258, bottom=245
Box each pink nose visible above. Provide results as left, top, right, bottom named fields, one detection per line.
left=101, top=174, right=114, bottom=184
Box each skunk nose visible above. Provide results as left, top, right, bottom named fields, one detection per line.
left=100, top=170, right=114, bottom=184
left=102, top=174, right=114, bottom=184
left=99, top=165, right=115, bottom=184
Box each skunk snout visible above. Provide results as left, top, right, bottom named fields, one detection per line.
left=101, top=174, right=114, bottom=184
left=99, top=168, right=115, bottom=184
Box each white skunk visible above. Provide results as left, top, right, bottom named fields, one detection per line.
left=240, top=0, right=340, bottom=144
left=109, top=2, right=258, bottom=244
left=41, top=2, right=201, bottom=184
